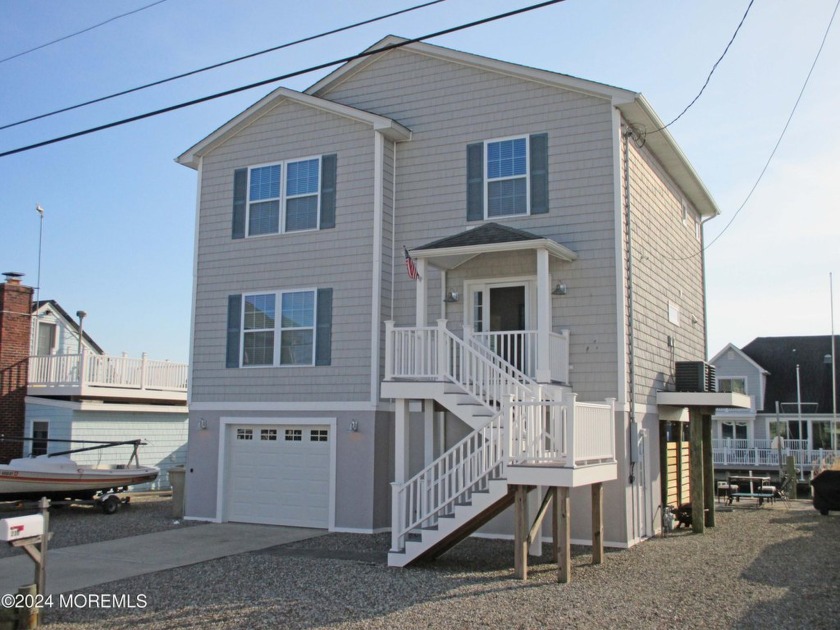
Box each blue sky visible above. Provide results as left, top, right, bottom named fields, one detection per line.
left=1, top=0, right=838, bottom=364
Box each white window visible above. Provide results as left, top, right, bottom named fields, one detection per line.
left=668, top=302, right=680, bottom=326
left=36, top=322, right=56, bottom=356
left=31, top=421, right=49, bottom=456
left=718, top=378, right=747, bottom=395
left=285, top=429, right=302, bottom=441
left=241, top=290, right=316, bottom=367
left=486, top=137, right=528, bottom=218
left=260, top=429, right=277, bottom=441
left=721, top=422, right=748, bottom=440
left=247, top=157, right=321, bottom=236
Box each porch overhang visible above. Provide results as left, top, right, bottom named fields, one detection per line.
left=656, top=391, right=752, bottom=421
left=410, top=222, right=577, bottom=270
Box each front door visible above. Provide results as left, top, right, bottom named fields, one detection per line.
left=469, top=282, right=531, bottom=373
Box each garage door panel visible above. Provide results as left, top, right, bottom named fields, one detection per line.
left=226, top=424, right=331, bottom=528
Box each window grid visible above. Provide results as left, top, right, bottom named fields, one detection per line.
left=260, top=429, right=278, bottom=441
left=242, top=294, right=275, bottom=367
left=236, top=428, right=253, bottom=440
left=247, top=157, right=321, bottom=237
left=486, top=137, right=528, bottom=218
left=285, top=429, right=303, bottom=441
left=240, top=290, right=317, bottom=367
left=310, top=429, right=328, bottom=442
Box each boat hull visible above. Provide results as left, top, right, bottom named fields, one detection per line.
left=0, top=457, right=159, bottom=501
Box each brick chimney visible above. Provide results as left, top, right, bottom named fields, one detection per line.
left=0, top=272, right=33, bottom=463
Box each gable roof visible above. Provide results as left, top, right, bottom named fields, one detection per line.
left=176, top=86, right=411, bottom=169
left=740, top=336, right=840, bottom=413
left=33, top=300, right=105, bottom=354
left=709, top=342, right=770, bottom=375
left=307, top=36, right=720, bottom=219
left=411, top=222, right=576, bottom=271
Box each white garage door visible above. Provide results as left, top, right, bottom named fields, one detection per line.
left=226, top=424, right=330, bottom=528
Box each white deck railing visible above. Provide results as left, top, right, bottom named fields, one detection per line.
left=28, top=353, right=188, bottom=394
left=712, top=438, right=838, bottom=472
left=386, top=321, right=570, bottom=385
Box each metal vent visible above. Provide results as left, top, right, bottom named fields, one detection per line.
left=675, top=361, right=716, bottom=392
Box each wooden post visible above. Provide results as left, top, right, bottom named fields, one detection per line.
left=37, top=497, right=49, bottom=598
left=702, top=413, right=715, bottom=527
left=689, top=409, right=705, bottom=533
left=659, top=422, right=669, bottom=514
left=556, top=486, right=571, bottom=583
left=17, top=584, right=38, bottom=630
left=514, top=485, right=529, bottom=580
left=591, top=483, right=604, bottom=565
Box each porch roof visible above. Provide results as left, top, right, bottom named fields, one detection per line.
left=410, top=223, right=577, bottom=270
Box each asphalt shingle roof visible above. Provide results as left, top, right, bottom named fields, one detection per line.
left=414, top=223, right=543, bottom=251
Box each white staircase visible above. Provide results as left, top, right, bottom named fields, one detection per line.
left=385, top=322, right=617, bottom=567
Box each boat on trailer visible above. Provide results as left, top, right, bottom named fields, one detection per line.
left=0, top=438, right=158, bottom=510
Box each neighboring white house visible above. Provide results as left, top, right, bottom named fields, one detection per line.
left=710, top=336, right=839, bottom=473
left=176, top=36, right=743, bottom=568
left=24, top=299, right=189, bottom=489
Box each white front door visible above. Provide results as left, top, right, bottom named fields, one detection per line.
left=467, top=280, right=535, bottom=373
left=226, top=424, right=331, bottom=527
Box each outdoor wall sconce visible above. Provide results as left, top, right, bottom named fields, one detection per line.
left=198, top=417, right=208, bottom=430
left=443, top=290, right=460, bottom=303
left=349, top=419, right=359, bottom=432
left=552, top=282, right=567, bottom=296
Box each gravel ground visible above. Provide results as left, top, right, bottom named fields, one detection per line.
left=0, top=494, right=203, bottom=559
left=26, top=499, right=839, bottom=629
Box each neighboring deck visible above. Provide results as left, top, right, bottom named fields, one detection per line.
left=28, top=353, right=188, bottom=403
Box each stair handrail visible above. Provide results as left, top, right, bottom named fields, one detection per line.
left=391, top=409, right=506, bottom=552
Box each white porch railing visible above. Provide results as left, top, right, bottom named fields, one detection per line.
left=508, top=396, right=615, bottom=467
left=28, top=353, right=188, bottom=393
left=712, top=438, right=838, bottom=472
left=386, top=321, right=570, bottom=386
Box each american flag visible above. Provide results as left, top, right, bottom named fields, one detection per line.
left=404, top=246, right=420, bottom=281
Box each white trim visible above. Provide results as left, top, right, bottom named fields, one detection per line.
left=331, top=526, right=391, bottom=535
left=216, top=416, right=337, bottom=529
left=187, top=156, right=202, bottom=407
left=411, top=238, right=576, bottom=267
left=464, top=276, right=536, bottom=332
left=612, top=108, right=628, bottom=405
left=176, top=87, right=410, bottom=168
left=240, top=288, right=318, bottom=367
left=371, top=132, right=384, bottom=405
left=708, top=342, right=769, bottom=375
left=189, top=401, right=385, bottom=412
left=28, top=419, right=50, bottom=457
left=25, top=396, right=187, bottom=413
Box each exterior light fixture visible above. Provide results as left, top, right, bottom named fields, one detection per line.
left=443, top=290, right=460, bottom=303
left=552, top=282, right=567, bottom=296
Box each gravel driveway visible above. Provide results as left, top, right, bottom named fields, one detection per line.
left=25, top=499, right=838, bottom=629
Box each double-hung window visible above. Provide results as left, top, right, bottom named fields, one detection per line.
left=486, top=137, right=528, bottom=217
left=247, top=158, right=321, bottom=236
left=466, top=133, right=548, bottom=221
left=234, top=154, right=336, bottom=239
left=230, top=288, right=332, bottom=368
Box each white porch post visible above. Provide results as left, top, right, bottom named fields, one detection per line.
left=391, top=397, right=411, bottom=552
left=415, top=258, right=427, bottom=327
left=536, top=248, right=551, bottom=383
left=424, top=401, right=435, bottom=467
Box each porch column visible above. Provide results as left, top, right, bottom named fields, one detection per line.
left=536, top=248, right=551, bottom=383
left=702, top=412, right=715, bottom=528
left=394, top=398, right=410, bottom=484
left=424, top=401, right=435, bottom=466
left=689, top=408, right=705, bottom=534
left=415, top=258, right=427, bottom=327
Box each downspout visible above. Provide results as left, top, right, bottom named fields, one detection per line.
left=623, top=126, right=637, bottom=485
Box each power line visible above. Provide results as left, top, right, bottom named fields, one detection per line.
left=0, top=0, right=567, bottom=159
left=0, top=0, right=448, bottom=132
left=0, top=0, right=171, bottom=65
left=703, top=0, right=840, bottom=251
left=661, top=0, right=840, bottom=262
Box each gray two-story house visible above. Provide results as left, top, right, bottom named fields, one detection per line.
left=177, top=36, right=722, bottom=568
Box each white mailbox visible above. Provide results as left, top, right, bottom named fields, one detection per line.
left=0, top=514, right=45, bottom=541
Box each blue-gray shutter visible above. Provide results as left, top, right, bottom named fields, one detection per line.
left=226, top=295, right=242, bottom=368
left=232, top=168, right=247, bottom=239
left=466, top=143, right=484, bottom=221
left=529, top=133, right=549, bottom=215
left=319, top=154, right=337, bottom=229
left=315, top=288, right=332, bottom=366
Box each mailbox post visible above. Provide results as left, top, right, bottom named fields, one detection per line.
left=1, top=497, right=51, bottom=598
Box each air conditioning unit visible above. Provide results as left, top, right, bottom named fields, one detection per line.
left=675, top=361, right=716, bottom=392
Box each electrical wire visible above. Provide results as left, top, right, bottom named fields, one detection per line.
left=661, top=0, right=840, bottom=262
left=649, top=0, right=755, bottom=135
left=0, top=0, right=448, bottom=132
left=0, top=0, right=567, bottom=159
left=0, top=0, right=171, bottom=65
